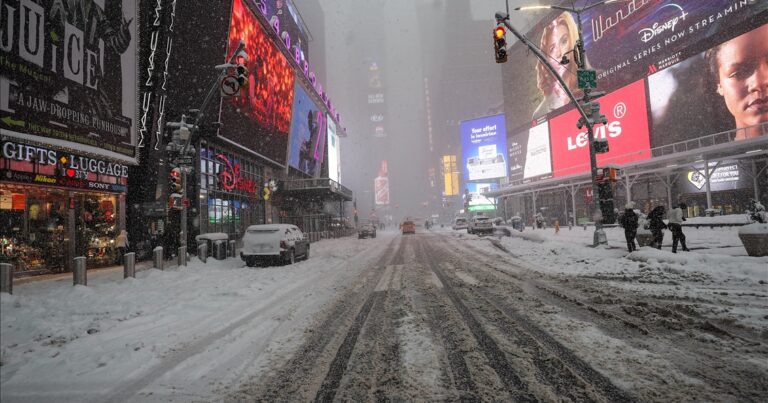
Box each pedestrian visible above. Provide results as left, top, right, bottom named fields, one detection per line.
left=668, top=202, right=689, bottom=253
left=647, top=206, right=667, bottom=250
left=619, top=203, right=639, bottom=252
left=115, top=229, right=129, bottom=264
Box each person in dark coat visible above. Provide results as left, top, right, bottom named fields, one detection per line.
left=619, top=204, right=639, bottom=252
left=647, top=206, right=667, bottom=249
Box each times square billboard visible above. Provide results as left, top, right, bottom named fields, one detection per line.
left=502, top=0, right=768, bottom=180
left=0, top=0, right=138, bottom=160
left=460, top=114, right=508, bottom=183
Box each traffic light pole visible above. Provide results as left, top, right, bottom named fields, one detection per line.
left=169, top=41, right=247, bottom=249
left=495, top=11, right=606, bottom=245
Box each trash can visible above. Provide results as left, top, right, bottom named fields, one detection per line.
left=213, top=240, right=227, bottom=260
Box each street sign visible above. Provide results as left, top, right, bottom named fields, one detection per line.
left=173, top=156, right=193, bottom=166
left=577, top=69, right=597, bottom=89
left=220, top=75, right=240, bottom=97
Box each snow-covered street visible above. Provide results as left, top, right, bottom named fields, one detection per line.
left=2, top=228, right=766, bottom=401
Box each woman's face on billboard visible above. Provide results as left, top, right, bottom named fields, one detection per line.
left=715, top=25, right=768, bottom=129
left=546, top=22, right=570, bottom=62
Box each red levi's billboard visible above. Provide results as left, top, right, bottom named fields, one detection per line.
left=549, top=80, right=651, bottom=178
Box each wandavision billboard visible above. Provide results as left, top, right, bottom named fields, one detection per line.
left=0, top=0, right=138, bottom=159
left=288, top=81, right=326, bottom=177
left=460, top=114, right=508, bottom=182
left=502, top=0, right=768, bottom=141
left=549, top=80, right=652, bottom=177
left=220, top=0, right=295, bottom=166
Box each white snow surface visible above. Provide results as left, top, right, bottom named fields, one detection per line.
left=459, top=225, right=768, bottom=330
left=1, top=235, right=394, bottom=402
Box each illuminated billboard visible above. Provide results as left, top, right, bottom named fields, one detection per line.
left=288, top=81, right=326, bottom=177
left=442, top=155, right=459, bottom=196
left=327, top=115, right=341, bottom=183
left=460, top=114, right=508, bottom=182
left=648, top=24, right=768, bottom=147
left=549, top=80, right=651, bottom=177
left=0, top=0, right=138, bottom=159
left=465, top=183, right=497, bottom=212
left=502, top=1, right=768, bottom=141
left=375, top=160, right=390, bottom=205
left=221, top=0, right=295, bottom=166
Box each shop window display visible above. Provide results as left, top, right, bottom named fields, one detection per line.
left=75, top=194, right=119, bottom=267
left=0, top=187, right=68, bottom=274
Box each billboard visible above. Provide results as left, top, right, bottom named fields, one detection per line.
left=502, top=1, right=768, bottom=138
left=442, top=155, right=459, bottom=196
left=288, top=81, right=326, bottom=176
left=221, top=0, right=295, bottom=166
left=0, top=0, right=138, bottom=159
left=248, top=0, right=311, bottom=64
left=460, top=114, right=508, bottom=182
left=327, top=114, right=341, bottom=183
left=648, top=24, right=768, bottom=147
left=465, top=183, right=497, bottom=212
left=549, top=80, right=652, bottom=177
left=375, top=160, right=389, bottom=205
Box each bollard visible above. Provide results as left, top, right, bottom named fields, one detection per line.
left=198, top=243, right=207, bottom=263
left=178, top=246, right=187, bottom=267
left=153, top=247, right=164, bottom=270
left=123, top=252, right=135, bottom=279
left=73, top=256, right=87, bottom=286
left=228, top=240, right=236, bottom=258
left=0, top=263, right=12, bottom=294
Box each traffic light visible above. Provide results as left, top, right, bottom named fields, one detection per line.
left=493, top=25, right=507, bottom=63
left=235, top=55, right=249, bottom=89
left=169, top=167, right=182, bottom=194
left=597, top=181, right=615, bottom=224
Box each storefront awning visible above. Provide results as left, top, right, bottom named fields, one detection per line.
left=281, top=178, right=353, bottom=201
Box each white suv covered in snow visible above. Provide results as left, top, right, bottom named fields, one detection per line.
left=241, top=224, right=309, bottom=267
left=468, top=215, right=494, bottom=235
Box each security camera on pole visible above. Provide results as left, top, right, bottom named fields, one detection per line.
left=496, top=0, right=622, bottom=246
left=164, top=41, right=248, bottom=248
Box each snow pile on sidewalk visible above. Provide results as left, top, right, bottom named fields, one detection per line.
left=0, top=236, right=388, bottom=402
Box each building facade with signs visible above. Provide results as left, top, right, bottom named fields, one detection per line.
left=1, top=1, right=138, bottom=274
left=490, top=1, right=768, bottom=226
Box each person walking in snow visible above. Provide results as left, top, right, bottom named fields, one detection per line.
left=619, top=204, right=639, bottom=252
left=115, top=229, right=129, bottom=264
left=647, top=206, right=667, bottom=250
left=668, top=202, right=689, bottom=253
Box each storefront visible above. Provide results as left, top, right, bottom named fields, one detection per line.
left=1, top=139, right=128, bottom=275
left=197, top=140, right=266, bottom=241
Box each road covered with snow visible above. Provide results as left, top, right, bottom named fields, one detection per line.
left=2, top=227, right=767, bottom=401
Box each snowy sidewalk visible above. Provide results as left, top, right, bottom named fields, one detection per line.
left=0, top=235, right=391, bottom=402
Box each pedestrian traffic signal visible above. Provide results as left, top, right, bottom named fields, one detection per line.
left=597, top=181, right=615, bottom=224
left=493, top=26, right=507, bottom=63
left=169, top=167, right=182, bottom=194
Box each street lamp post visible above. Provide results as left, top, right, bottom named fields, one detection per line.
left=501, top=0, right=620, bottom=246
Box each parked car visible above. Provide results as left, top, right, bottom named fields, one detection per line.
left=240, top=224, right=309, bottom=267
left=358, top=223, right=377, bottom=239
left=452, top=217, right=468, bottom=231
left=401, top=220, right=416, bottom=234
left=468, top=215, right=493, bottom=235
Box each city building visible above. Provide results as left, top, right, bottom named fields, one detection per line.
left=1, top=2, right=139, bottom=274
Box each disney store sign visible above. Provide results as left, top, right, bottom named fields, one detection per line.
left=216, top=154, right=257, bottom=195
